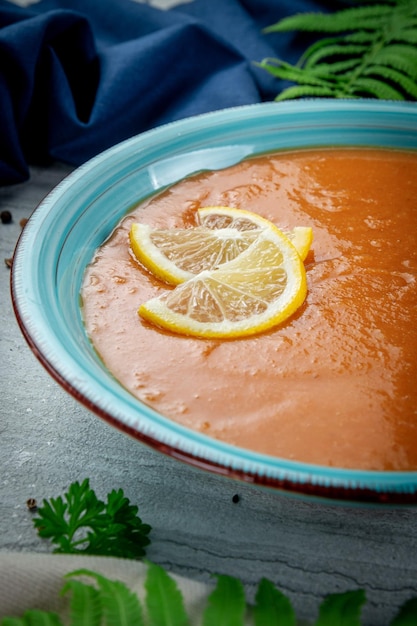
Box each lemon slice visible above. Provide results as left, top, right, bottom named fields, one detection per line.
left=197, top=206, right=313, bottom=262
left=288, top=226, right=314, bottom=262
left=197, top=205, right=284, bottom=231
left=139, top=226, right=307, bottom=338
left=130, top=206, right=312, bottom=285
left=129, top=222, right=261, bottom=285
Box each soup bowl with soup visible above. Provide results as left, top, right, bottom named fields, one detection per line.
left=11, top=100, right=417, bottom=505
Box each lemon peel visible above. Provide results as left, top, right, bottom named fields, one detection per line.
left=129, top=205, right=313, bottom=286
left=138, top=224, right=307, bottom=339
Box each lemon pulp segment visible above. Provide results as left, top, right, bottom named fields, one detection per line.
left=130, top=222, right=260, bottom=285
left=130, top=206, right=313, bottom=287
left=139, top=227, right=307, bottom=338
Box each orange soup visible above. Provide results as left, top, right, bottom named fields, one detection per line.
left=81, top=148, right=417, bottom=471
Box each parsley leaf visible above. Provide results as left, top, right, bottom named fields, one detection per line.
left=32, top=478, right=151, bottom=558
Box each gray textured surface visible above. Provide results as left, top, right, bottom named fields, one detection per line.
left=1, top=163, right=417, bottom=625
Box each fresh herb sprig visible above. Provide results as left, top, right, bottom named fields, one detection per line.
left=7, top=479, right=415, bottom=625
left=259, top=0, right=417, bottom=101
left=2, top=565, right=417, bottom=626
left=32, top=478, right=151, bottom=558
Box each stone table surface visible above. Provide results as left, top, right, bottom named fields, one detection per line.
left=1, top=162, right=417, bottom=625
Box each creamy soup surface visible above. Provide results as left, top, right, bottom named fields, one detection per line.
left=81, top=148, right=417, bottom=471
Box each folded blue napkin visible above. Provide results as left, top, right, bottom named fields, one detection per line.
left=0, top=0, right=334, bottom=184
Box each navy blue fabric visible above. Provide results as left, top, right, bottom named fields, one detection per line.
left=0, top=0, right=338, bottom=184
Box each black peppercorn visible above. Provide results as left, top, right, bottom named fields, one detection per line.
left=26, top=498, right=37, bottom=511
left=1, top=210, right=12, bottom=224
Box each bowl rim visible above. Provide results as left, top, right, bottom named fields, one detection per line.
left=11, top=98, right=417, bottom=506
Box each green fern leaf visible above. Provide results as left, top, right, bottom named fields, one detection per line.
left=258, top=59, right=332, bottom=87
left=65, top=569, right=145, bottom=626
left=61, top=579, right=101, bottom=626
left=298, top=36, right=345, bottom=66
left=260, top=57, right=362, bottom=91
left=102, top=581, right=145, bottom=626
left=390, top=597, right=417, bottom=625
left=374, top=44, right=417, bottom=78
left=315, top=589, right=366, bottom=626
left=145, top=562, right=190, bottom=626
left=253, top=578, right=296, bottom=626
left=202, top=575, right=246, bottom=626
left=398, top=29, right=417, bottom=44
left=350, top=76, right=405, bottom=99
left=363, top=65, right=417, bottom=98
left=275, top=85, right=341, bottom=101
left=372, top=46, right=417, bottom=79
left=298, top=33, right=373, bottom=68
left=303, top=43, right=368, bottom=68
left=297, top=28, right=378, bottom=66
left=310, top=58, right=362, bottom=77
left=261, top=0, right=417, bottom=102
left=344, top=30, right=380, bottom=43
left=15, top=612, right=62, bottom=626
left=264, top=5, right=394, bottom=34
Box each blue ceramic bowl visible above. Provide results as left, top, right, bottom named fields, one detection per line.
left=11, top=100, right=417, bottom=505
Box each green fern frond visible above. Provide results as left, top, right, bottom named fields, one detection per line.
left=261, top=0, right=417, bottom=102
left=297, top=32, right=376, bottom=67
left=298, top=36, right=345, bottom=66
left=264, top=5, right=395, bottom=34
left=257, top=59, right=332, bottom=87
left=376, top=43, right=417, bottom=71
left=302, top=43, right=369, bottom=68
left=363, top=65, right=417, bottom=98
left=350, top=76, right=405, bottom=99
left=344, top=30, right=382, bottom=43
left=310, top=59, right=362, bottom=77
left=275, top=85, right=344, bottom=101
left=373, top=45, right=417, bottom=79
left=398, top=28, right=417, bottom=44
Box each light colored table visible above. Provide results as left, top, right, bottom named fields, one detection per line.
left=1, top=162, right=417, bottom=625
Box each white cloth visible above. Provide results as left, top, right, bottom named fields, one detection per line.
left=0, top=553, right=211, bottom=621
